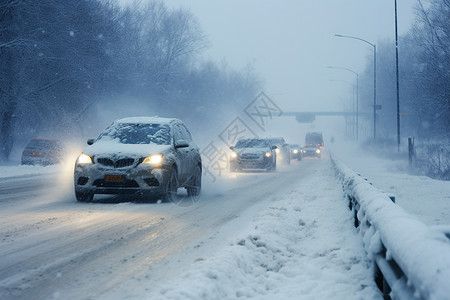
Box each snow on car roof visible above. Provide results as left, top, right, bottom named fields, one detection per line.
left=114, top=116, right=179, bottom=125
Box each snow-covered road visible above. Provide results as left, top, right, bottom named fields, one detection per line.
left=0, top=155, right=381, bottom=299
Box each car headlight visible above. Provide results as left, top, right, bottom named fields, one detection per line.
left=143, top=154, right=163, bottom=165
left=77, top=153, right=93, bottom=164
left=230, top=151, right=238, bottom=158
left=275, top=149, right=280, bottom=154
left=316, top=149, right=321, bottom=154
left=265, top=152, right=272, bottom=158
left=293, top=149, right=298, bottom=154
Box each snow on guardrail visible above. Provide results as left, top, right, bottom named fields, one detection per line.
left=331, top=155, right=450, bottom=300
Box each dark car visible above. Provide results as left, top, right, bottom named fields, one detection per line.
left=289, top=144, right=302, bottom=160
left=301, top=145, right=321, bottom=158
left=267, top=137, right=290, bottom=165
left=229, top=138, right=277, bottom=172
left=21, top=139, right=63, bottom=166
left=74, top=117, right=202, bottom=202
left=305, top=132, right=324, bottom=148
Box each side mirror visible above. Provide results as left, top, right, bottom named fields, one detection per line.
left=175, top=140, right=189, bottom=148
left=87, top=139, right=95, bottom=145
left=271, top=145, right=277, bottom=150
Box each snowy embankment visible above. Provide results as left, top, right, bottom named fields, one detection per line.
left=332, top=155, right=450, bottom=300
left=330, top=143, right=450, bottom=226
left=105, top=159, right=381, bottom=300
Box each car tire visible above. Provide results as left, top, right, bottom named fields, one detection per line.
left=163, top=166, right=178, bottom=202
left=268, top=161, right=277, bottom=172
left=75, top=191, right=93, bottom=202
left=187, top=165, right=201, bottom=197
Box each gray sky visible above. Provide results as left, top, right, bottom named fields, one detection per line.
left=161, top=0, right=418, bottom=112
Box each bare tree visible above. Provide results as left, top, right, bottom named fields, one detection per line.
left=412, top=0, right=450, bottom=137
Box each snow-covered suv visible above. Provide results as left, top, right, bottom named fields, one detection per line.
left=74, top=117, right=202, bottom=202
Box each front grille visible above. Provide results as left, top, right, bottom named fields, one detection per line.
left=241, top=153, right=261, bottom=160
left=97, top=157, right=135, bottom=168
left=97, top=158, right=114, bottom=167
left=93, top=179, right=139, bottom=188
left=116, top=158, right=135, bottom=168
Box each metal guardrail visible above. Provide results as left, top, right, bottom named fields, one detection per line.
left=331, top=155, right=450, bottom=300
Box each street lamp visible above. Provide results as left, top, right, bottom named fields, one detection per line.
left=394, top=0, right=400, bottom=151
left=327, top=66, right=359, bottom=140
left=330, top=79, right=355, bottom=138
left=335, top=34, right=377, bottom=140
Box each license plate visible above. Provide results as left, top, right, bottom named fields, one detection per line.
left=105, top=175, right=125, bottom=182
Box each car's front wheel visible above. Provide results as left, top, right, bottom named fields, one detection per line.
left=267, top=161, right=277, bottom=172
left=285, top=152, right=291, bottom=165
left=187, top=165, right=201, bottom=197
left=163, top=166, right=178, bottom=202
left=75, top=191, right=93, bottom=202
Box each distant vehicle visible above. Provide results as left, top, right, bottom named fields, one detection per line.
left=305, top=132, right=324, bottom=148
left=74, top=117, right=202, bottom=202
left=229, top=138, right=277, bottom=172
left=266, top=137, right=291, bottom=165
left=289, top=144, right=302, bottom=160
left=301, top=145, right=321, bottom=158
left=21, top=139, right=63, bottom=166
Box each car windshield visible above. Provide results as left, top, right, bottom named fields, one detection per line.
left=269, top=139, right=281, bottom=144
left=97, top=123, right=171, bottom=145
left=305, top=133, right=323, bottom=144
left=234, top=139, right=269, bottom=149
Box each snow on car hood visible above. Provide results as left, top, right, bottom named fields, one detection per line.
left=82, top=141, right=172, bottom=159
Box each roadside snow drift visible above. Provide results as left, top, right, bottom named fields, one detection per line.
left=104, top=159, right=381, bottom=299
left=332, top=156, right=450, bottom=300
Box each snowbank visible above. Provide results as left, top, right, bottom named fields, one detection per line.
left=104, top=160, right=380, bottom=299
left=332, top=155, right=450, bottom=300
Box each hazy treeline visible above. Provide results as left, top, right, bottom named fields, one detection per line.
left=358, top=0, right=448, bottom=141
left=358, top=0, right=449, bottom=178
left=0, top=0, right=261, bottom=161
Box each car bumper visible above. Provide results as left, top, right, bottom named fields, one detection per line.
left=302, top=152, right=320, bottom=157
left=74, top=163, right=170, bottom=195
left=232, top=157, right=274, bottom=169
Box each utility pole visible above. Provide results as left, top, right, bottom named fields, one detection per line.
left=335, top=34, right=376, bottom=140
left=394, top=0, right=401, bottom=152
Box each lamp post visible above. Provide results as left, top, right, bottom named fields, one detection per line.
left=394, top=0, right=400, bottom=152
left=335, top=34, right=377, bottom=140
left=327, top=66, right=359, bottom=140
left=330, top=79, right=355, bottom=138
